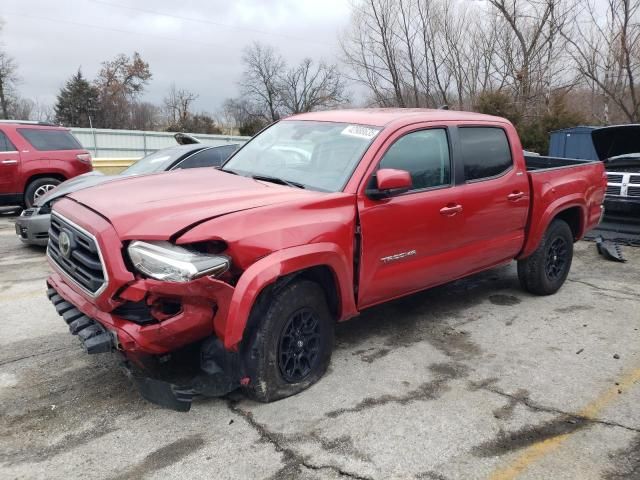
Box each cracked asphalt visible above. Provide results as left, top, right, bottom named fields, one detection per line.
left=1, top=211, right=639, bottom=480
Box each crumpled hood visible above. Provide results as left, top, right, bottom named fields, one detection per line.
left=67, top=169, right=321, bottom=239
left=592, top=125, right=640, bottom=161
left=37, top=171, right=110, bottom=206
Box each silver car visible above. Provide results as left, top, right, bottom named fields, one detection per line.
left=15, top=143, right=239, bottom=246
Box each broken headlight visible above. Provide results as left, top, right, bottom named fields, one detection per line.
left=127, top=240, right=230, bottom=282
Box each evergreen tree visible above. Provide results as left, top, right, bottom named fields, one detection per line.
left=54, top=69, right=99, bottom=127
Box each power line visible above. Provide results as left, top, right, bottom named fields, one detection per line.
left=3, top=11, right=227, bottom=49
left=88, top=0, right=334, bottom=47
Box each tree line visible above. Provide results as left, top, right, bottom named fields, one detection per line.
left=337, top=0, right=639, bottom=152
left=0, top=0, right=638, bottom=151
left=221, top=0, right=640, bottom=151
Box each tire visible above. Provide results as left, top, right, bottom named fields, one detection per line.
left=517, top=219, right=574, bottom=296
left=24, top=177, right=61, bottom=208
left=242, top=279, right=334, bottom=402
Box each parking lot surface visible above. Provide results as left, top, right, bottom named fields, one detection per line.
left=1, top=213, right=638, bottom=480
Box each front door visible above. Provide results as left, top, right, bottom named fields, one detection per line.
left=357, top=126, right=467, bottom=308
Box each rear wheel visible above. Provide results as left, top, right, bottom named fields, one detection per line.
left=518, top=219, right=574, bottom=295
left=243, top=279, right=334, bottom=402
left=24, top=177, right=61, bottom=208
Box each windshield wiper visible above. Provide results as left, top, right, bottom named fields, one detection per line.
left=251, top=174, right=305, bottom=189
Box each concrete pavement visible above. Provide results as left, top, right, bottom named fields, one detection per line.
left=0, top=213, right=638, bottom=480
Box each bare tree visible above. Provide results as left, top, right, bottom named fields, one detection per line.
left=279, top=59, right=347, bottom=114
left=164, top=83, right=198, bottom=126
left=0, top=49, right=19, bottom=119
left=563, top=0, right=640, bottom=122
left=94, top=52, right=152, bottom=128
left=487, top=0, right=575, bottom=114
left=130, top=102, right=162, bottom=131
left=341, top=0, right=407, bottom=107
left=30, top=100, right=55, bottom=123
left=341, top=0, right=504, bottom=109
left=222, top=98, right=266, bottom=136
left=240, top=42, right=285, bottom=122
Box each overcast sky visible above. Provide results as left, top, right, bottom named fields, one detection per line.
left=1, top=0, right=353, bottom=114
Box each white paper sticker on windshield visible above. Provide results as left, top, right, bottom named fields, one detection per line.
left=341, top=125, right=379, bottom=140
left=149, top=155, right=171, bottom=164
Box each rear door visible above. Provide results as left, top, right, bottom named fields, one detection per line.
left=0, top=129, right=20, bottom=194
left=357, top=124, right=468, bottom=308
left=451, top=126, right=529, bottom=272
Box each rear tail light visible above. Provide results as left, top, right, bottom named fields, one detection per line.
left=76, top=153, right=92, bottom=164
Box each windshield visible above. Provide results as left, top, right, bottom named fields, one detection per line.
left=222, top=120, right=381, bottom=192
left=121, top=147, right=196, bottom=175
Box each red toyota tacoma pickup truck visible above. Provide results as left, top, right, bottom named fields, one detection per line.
left=0, top=121, right=92, bottom=208
left=46, top=109, right=606, bottom=410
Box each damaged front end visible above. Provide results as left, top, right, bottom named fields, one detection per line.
left=47, top=284, right=244, bottom=411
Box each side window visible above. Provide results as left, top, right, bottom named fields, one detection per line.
left=0, top=131, right=16, bottom=152
left=176, top=148, right=222, bottom=169
left=17, top=128, right=82, bottom=151
left=379, top=129, right=450, bottom=190
left=176, top=145, right=239, bottom=169
left=459, top=127, right=512, bottom=181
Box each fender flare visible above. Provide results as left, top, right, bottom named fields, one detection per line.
left=20, top=169, right=69, bottom=192
left=220, top=242, right=357, bottom=350
left=519, top=193, right=587, bottom=259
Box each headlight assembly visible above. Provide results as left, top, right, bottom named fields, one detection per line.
left=127, top=240, right=230, bottom=282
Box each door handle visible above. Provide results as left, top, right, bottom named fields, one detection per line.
left=439, top=204, right=463, bottom=216
left=1, top=159, right=18, bottom=165
left=507, top=191, right=524, bottom=201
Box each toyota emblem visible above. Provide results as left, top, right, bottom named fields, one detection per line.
left=59, top=230, right=72, bottom=258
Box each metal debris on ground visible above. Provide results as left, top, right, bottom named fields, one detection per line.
left=595, top=236, right=627, bottom=262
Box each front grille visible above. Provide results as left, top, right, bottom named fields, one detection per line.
left=630, top=175, right=640, bottom=185
left=21, top=208, right=36, bottom=217
left=48, top=213, right=107, bottom=296
left=628, top=186, right=640, bottom=197
left=607, top=174, right=624, bottom=183
left=606, top=185, right=621, bottom=195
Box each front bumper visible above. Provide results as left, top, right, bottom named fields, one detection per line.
left=15, top=211, right=51, bottom=246
left=47, top=282, right=242, bottom=411
left=604, top=197, right=640, bottom=215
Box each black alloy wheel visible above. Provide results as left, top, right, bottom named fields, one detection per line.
left=517, top=218, right=574, bottom=296
left=545, top=237, right=568, bottom=280
left=242, top=279, right=334, bottom=402
left=278, top=307, right=322, bottom=383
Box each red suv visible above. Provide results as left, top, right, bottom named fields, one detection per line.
left=0, top=121, right=92, bottom=208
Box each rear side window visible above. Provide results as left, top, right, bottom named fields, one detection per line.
left=0, top=131, right=16, bottom=151
left=379, top=129, right=451, bottom=190
left=18, top=128, right=82, bottom=151
left=459, top=127, right=512, bottom=181
left=176, top=145, right=238, bottom=169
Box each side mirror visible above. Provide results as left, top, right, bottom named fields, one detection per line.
left=367, top=168, right=412, bottom=199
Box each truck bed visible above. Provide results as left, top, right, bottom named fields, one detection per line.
left=519, top=153, right=606, bottom=259
left=524, top=154, right=598, bottom=171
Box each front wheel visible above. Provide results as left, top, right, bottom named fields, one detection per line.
left=243, top=279, right=334, bottom=402
left=518, top=219, right=574, bottom=296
